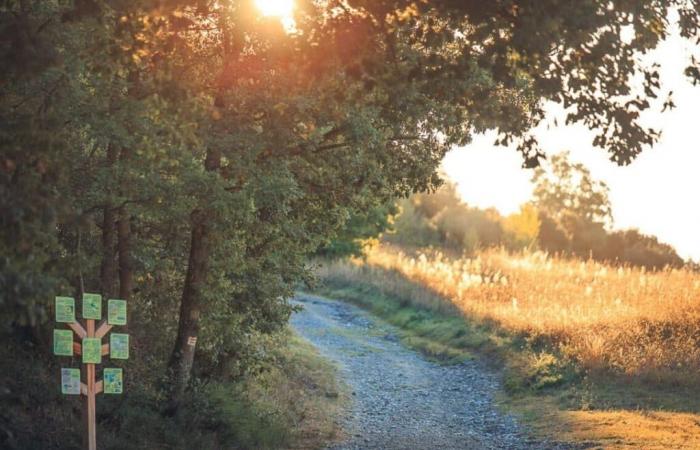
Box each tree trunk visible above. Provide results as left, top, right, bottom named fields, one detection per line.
left=117, top=205, right=133, bottom=300
left=166, top=148, right=221, bottom=412
left=100, top=206, right=116, bottom=298
left=100, top=145, right=118, bottom=298
left=166, top=210, right=210, bottom=411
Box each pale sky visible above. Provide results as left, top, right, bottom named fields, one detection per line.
left=443, top=23, right=700, bottom=261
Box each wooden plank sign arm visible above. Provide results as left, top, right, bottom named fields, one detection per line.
left=95, top=320, right=113, bottom=339
left=68, top=321, right=87, bottom=339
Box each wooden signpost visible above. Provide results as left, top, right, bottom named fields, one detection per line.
left=53, top=293, right=128, bottom=450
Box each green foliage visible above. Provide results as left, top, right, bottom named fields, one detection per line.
left=316, top=202, right=398, bottom=258
left=385, top=199, right=442, bottom=248
left=3, top=0, right=696, bottom=336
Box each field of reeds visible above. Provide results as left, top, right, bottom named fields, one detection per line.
left=314, top=244, right=700, bottom=448
left=317, top=243, right=700, bottom=385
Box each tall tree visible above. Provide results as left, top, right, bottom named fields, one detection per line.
left=532, top=151, right=612, bottom=255
left=532, top=151, right=612, bottom=226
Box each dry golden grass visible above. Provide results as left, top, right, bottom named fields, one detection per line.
left=512, top=395, right=700, bottom=450
left=334, top=244, right=700, bottom=382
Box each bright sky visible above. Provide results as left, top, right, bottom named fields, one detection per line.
left=443, top=24, right=700, bottom=261
left=255, top=0, right=294, bottom=17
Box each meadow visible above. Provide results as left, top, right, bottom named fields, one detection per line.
left=315, top=243, right=700, bottom=448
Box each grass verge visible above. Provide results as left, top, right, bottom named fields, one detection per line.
left=191, top=331, right=347, bottom=450
left=313, top=260, right=700, bottom=450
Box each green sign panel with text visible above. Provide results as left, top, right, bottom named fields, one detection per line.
left=54, top=330, right=74, bottom=356
left=55, top=296, right=76, bottom=323
left=82, top=338, right=101, bottom=364
left=103, top=368, right=123, bottom=394
left=61, top=368, right=81, bottom=395
left=108, top=299, right=127, bottom=325
left=110, top=333, right=129, bottom=359
left=82, top=293, right=102, bottom=320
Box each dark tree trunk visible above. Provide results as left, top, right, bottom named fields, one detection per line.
left=166, top=210, right=210, bottom=411
left=166, top=148, right=221, bottom=412
left=117, top=205, right=133, bottom=300
left=100, top=206, right=116, bottom=298
left=100, top=145, right=118, bottom=298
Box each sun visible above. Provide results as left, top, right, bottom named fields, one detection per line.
left=254, top=0, right=294, bottom=17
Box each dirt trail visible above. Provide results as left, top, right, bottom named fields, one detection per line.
left=290, top=293, right=574, bottom=450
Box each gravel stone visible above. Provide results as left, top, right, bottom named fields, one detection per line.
left=291, top=293, right=579, bottom=450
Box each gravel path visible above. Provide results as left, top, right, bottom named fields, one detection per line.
left=290, top=293, right=575, bottom=450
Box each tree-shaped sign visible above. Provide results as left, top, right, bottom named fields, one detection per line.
left=53, top=293, right=128, bottom=450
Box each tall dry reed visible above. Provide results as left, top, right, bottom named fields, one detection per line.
left=321, top=244, right=700, bottom=381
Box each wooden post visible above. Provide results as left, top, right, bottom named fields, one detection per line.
left=55, top=294, right=127, bottom=450
left=85, top=318, right=96, bottom=450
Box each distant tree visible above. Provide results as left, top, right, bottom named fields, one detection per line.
left=502, top=203, right=541, bottom=250
left=532, top=153, right=683, bottom=266
left=532, top=151, right=611, bottom=256
left=532, top=152, right=612, bottom=226
left=384, top=199, right=442, bottom=248
left=388, top=182, right=505, bottom=253
left=412, top=182, right=462, bottom=221
left=537, top=214, right=571, bottom=254
left=608, top=229, right=683, bottom=269
left=435, top=206, right=504, bottom=252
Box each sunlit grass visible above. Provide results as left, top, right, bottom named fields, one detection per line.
left=321, top=244, right=700, bottom=382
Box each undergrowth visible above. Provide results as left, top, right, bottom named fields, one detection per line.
left=1, top=331, right=343, bottom=450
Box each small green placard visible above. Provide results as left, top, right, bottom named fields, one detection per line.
left=108, top=299, right=127, bottom=325
left=110, top=333, right=129, bottom=359
left=82, top=337, right=101, bottom=364
left=82, top=293, right=102, bottom=320
left=103, top=368, right=123, bottom=394
left=54, top=330, right=74, bottom=356
left=55, top=296, right=76, bottom=323
left=61, top=368, right=80, bottom=395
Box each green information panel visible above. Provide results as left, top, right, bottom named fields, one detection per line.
left=61, top=368, right=81, bottom=395
left=82, top=293, right=102, bottom=320
left=107, top=299, right=127, bottom=325
left=82, top=338, right=101, bottom=364
left=55, top=296, right=76, bottom=323
left=110, top=333, right=129, bottom=359
left=53, top=329, right=74, bottom=356
left=103, top=368, right=123, bottom=394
